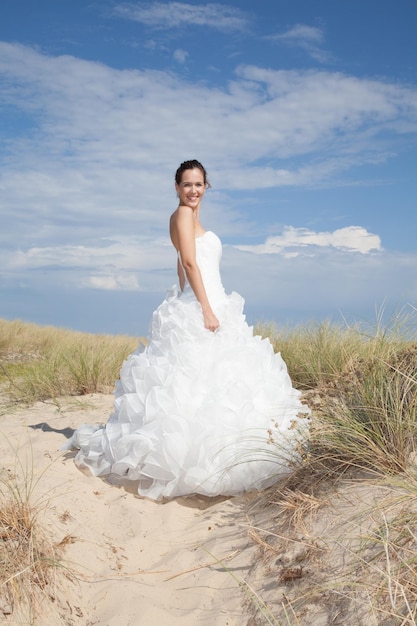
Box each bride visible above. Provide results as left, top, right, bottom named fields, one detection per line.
left=64, top=160, right=310, bottom=501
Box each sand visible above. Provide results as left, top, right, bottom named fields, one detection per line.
left=0, top=394, right=260, bottom=626
left=2, top=393, right=416, bottom=625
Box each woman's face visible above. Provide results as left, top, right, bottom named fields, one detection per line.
left=175, top=168, right=206, bottom=210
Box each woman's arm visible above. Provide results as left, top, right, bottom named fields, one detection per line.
left=177, top=256, right=186, bottom=291
left=175, top=207, right=219, bottom=332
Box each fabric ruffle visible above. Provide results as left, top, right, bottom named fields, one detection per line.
left=65, top=231, right=310, bottom=500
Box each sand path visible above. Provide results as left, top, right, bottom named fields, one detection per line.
left=0, top=394, right=258, bottom=626
left=3, top=392, right=414, bottom=625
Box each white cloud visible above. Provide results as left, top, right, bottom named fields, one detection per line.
left=4, top=225, right=416, bottom=331
left=266, top=23, right=330, bottom=63
left=0, top=42, right=416, bottom=220
left=1, top=237, right=176, bottom=292
left=173, top=48, right=188, bottom=64
left=274, top=24, right=324, bottom=45
left=0, top=42, right=415, bottom=253
left=114, top=2, right=248, bottom=32
left=0, top=42, right=416, bottom=332
left=221, top=245, right=417, bottom=324
left=236, top=226, right=382, bottom=255
left=85, top=274, right=140, bottom=291
left=7, top=238, right=173, bottom=269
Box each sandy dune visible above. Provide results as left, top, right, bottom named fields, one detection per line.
left=2, top=393, right=415, bottom=625
left=1, top=394, right=259, bottom=625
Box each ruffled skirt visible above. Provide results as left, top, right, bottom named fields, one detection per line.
left=65, top=286, right=309, bottom=500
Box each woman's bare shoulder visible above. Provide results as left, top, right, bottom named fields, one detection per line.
left=170, top=206, right=193, bottom=230
left=173, top=205, right=193, bottom=218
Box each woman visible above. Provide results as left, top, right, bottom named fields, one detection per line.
left=65, top=160, right=309, bottom=501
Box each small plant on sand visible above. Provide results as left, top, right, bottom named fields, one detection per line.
left=360, top=507, right=417, bottom=624
left=248, top=308, right=417, bottom=624
left=306, top=340, right=417, bottom=477
left=0, top=444, right=68, bottom=623
left=256, top=308, right=417, bottom=476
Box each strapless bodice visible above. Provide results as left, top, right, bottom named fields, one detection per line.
left=180, top=230, right=226, bottom=307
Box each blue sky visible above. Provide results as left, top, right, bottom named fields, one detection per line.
left=1, top=1, right=416, bottom=336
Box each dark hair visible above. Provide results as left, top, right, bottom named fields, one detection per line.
left=175, top=160, right=211, bottom=187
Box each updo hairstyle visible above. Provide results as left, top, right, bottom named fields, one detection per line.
left=175, top=160, right=211, bottom=188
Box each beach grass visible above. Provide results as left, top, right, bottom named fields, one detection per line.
left=251, top=308, right=417, bottom=624
left=0, top=440, right=70, bottom=623
left=1, top=312, right=417, bottom=623
left=0, top=318, right=139, bottom=404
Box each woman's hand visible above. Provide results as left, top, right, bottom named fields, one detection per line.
left=203, top=309, right=220, bottom=333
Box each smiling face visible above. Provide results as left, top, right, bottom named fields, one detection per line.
left=175, top=167, right=206, bottom=211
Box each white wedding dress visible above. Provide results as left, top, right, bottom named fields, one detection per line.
left=65, top=231, right=309, bottom=500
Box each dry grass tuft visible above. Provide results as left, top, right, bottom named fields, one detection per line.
left=271, top=489, right=326, bottom=534
left=0, top=468, right=66, bottom=622
left=247, top=308, right=417, bottom=624
left=0, top=432, right=77, bottom=624
left=1, top=498, right=49, bottom=615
